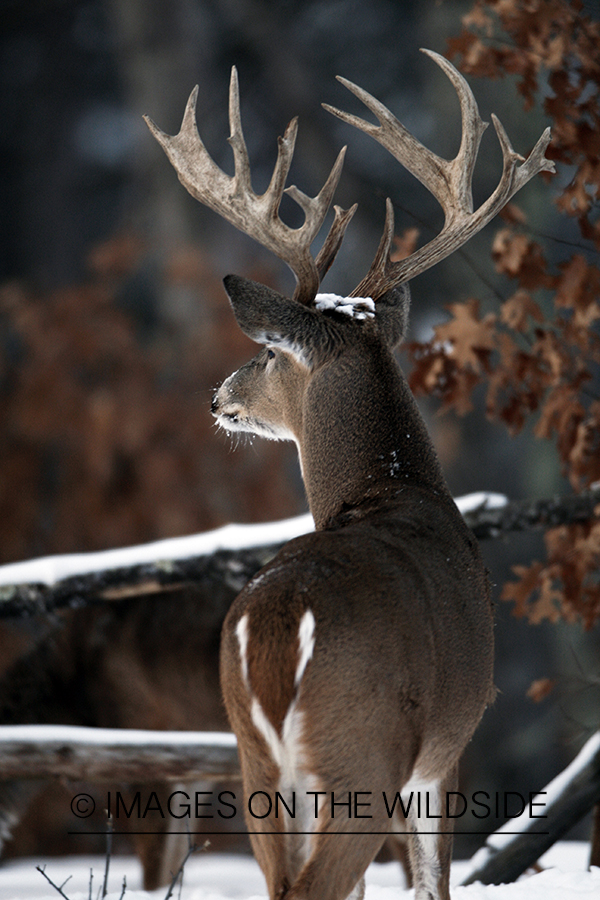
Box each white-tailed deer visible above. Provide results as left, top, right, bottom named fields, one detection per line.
left=145, top=51, right=553, bottom=900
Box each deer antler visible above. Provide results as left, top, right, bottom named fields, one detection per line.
left=144, top=67, right=356, bottom=305
left=323, top=49, right=555, bottom=300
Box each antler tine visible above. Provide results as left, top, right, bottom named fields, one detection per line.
left=324, top=49, right=555, bottom=299
left=420, top=49, right=488, bottom=217
left=324, top=57, right=486, bottom=219
left=227, top=66, right=253, bottom=194
left=314, top=203, right=359, bottom=280
left=144, top=67, right=354, bottom=306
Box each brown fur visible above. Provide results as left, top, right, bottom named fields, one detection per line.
left=216, top=277, right=495, bottom=900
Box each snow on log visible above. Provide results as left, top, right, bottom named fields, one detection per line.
left=0, top=514, right=314, bottom=617
left=461, top=730, right=600, bottom=885
left=460, top=484, right=600, bottom=540
left=0, top=725, right=240, bottom=782
left=0, top=514, right=314, bottom=589
left=1, top=487, right=600, bottom=619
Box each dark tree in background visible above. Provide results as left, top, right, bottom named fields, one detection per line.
left=0, top=0, right=599, bottom=860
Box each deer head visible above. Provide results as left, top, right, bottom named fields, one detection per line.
left=145, top=51, right=552, bottom=900
left=145, top=49, right=553, bottom=530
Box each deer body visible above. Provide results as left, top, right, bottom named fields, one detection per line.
left=145, top=50, right=553, bottom=900
left=215, top=278, right=493, bottom=900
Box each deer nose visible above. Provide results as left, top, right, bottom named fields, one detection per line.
left=211, top=392, right=220, bottom=415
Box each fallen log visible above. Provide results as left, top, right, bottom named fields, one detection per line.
left=0, top=724, right=240, bottom=783
left=2, top=488, right=599, bottom=619
left=461, top=730, right=600, bottom=885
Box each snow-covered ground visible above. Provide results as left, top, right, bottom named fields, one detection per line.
left=0, top=843, right=596, bottom=900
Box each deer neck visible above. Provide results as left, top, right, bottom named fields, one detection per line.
left=296, top=344, right=450, bottom=530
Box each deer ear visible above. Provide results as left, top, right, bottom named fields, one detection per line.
left=223, top=275, right=326, bottom=367
left=375, top=284, right=411, bottom=348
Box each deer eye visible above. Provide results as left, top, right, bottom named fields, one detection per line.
left=267, top=348, right=276, bottom=360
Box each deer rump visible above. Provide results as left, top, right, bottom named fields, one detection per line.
left=0, top=567, right=415, bottom=890
left=221, top=496, right=494, bottom=899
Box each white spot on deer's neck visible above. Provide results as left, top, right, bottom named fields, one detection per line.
left=295, top=609, right=315, bottom=686
left=315, top=293, right=375, bottom=320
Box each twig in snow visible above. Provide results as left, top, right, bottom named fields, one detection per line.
left=36, top=865, right=73, bottom=899
left=163, top=831, right=206, bottom=900
left=163, top=842, right=196, bottom=899
left=101, top=815, right=113, bottom=898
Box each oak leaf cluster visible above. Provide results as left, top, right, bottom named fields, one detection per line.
left=408, top=0, right=600, bottom=628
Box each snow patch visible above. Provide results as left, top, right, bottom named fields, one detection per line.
left=315, top=293, right=375, bottom=320
left=0, top=723, right=237, bottom=749
left=0, top=845, right=596, bottom=900
left=454, top=492, right=508, bottom=515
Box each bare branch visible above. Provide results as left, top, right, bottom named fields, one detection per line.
left=102, top=817, right=112, bottom=898
left=0, top=544, right=278, bottom=618
left=461, top=730, right=600, bottom=886
left=36, top=866, right=73, bottom=900
left=163, top=833, right=199, bottom=900
left=463, top=485, right=600, bottom=539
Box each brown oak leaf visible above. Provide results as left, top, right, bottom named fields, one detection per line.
left=433, top=299, right=496, bottom=372
left=501, top=290, right=544, bottom=332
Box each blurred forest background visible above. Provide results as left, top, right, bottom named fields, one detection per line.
left=0, top=0, right=599, bottom=866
